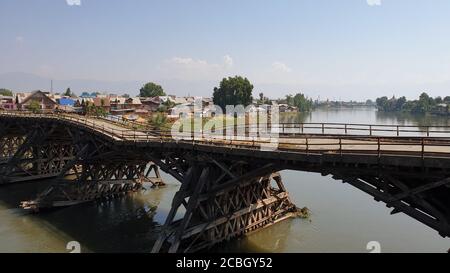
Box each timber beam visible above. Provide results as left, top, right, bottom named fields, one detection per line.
left=152, top=160, right=298, bottom=253
left=20, top=160, right=165, bottom=211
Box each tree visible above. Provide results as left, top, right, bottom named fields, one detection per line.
left=64, top=88, right=71, bottom=96
left=376, top=96, right=389, bottom=111
left=122, top=94, right=130, bottom=98
left=287, top=93, right=312, bottom=112
left=416, top=92, right=433, bottom=113
left=157, top=99, right=176, bottom=113
left=213, top=76, right=253, bottom=110
left=0, top=88, right=13, bottom=96
left=139, top=82, right=165, bottom=97
left=395, top=96, right=407, bottom=111
left=27, top=100, right=41, bottom=113
left=259, top=92, right=264, bottom=102
left=257, top=92, right=271, bottom=105
left=376, top=93, right=445, bottom=114
left=285, top=95, right=294, bottom=106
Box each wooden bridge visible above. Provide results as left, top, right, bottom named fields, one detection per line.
left=1, top=111, right=450, bottom=252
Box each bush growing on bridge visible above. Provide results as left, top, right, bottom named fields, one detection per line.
left=148, top=112, right=170, bottom=130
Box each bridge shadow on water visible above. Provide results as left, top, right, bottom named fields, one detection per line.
left=0, top=179, right=181, bottom=253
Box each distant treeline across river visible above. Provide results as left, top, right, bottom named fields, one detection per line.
left=376, top=92, right=450, bottom=116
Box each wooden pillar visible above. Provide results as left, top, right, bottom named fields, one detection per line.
left=152, top=162, right=297, bottom=253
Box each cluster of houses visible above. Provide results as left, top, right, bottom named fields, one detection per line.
left=0, top=90, right=217, bottom=120
left=0, top=90, right=302, bottom=121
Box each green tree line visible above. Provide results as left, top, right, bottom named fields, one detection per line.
left=376, top=92, right=450, bottom=114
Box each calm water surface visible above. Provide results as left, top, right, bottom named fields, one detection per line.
left=0, top=107, right=449, bottom=253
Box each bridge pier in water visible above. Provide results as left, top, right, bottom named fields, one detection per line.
left=152, top=160, right=298, bottom=253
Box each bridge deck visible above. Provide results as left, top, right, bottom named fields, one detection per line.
left=2, top=111, right=450, bottom=159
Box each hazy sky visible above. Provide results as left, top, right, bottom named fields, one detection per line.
left=2, top=0, right=450, bottom=99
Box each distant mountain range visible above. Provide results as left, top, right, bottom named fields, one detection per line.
left=2, top=72, right=449, bottom=101
left=0, top=72, right=218, bottom=97
left=0, top=72, right=144, bottom=96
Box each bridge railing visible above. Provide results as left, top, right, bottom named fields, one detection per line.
left=198, top=123, right=450, bottom=138
left=4, top=110, right=450, bottom=138
left=2, top=111, right=450, bottom=158
left=117, top=130, right=450, bottom=158
left=113, top=122, right=450, bottom=138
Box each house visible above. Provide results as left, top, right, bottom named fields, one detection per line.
left=185, top=97, right=195, bottom=103
left=201, top=97, right=213, bottom=107
left=173, top=97, right=188, bottom=105
left=16, top=92, right=32, bottom=104
left=277, top=104, right=289, bottom=112
left=74, top=98, right=94, bottom=107
left=134, top=108, right=149, bottom=117
left=435, top=103, right=449, bottom=115
left=110, top=97, right=127, bottom=110
left=141, top=97, right=162, bottom=112
left=18, top=90, right=57, bottom=111
left=54, top=97, right=77, bottom=113
left=260, top=104, right=272, bottom=112
left=0, top=95, right=15, bottom=110
left=93, top=97, right=111, bottom=112
left=125, top=97, right=143, bottom=110
left=286, top=106, right=298, bottom=112
left=247, top=104, right=268, bottom=113
left=57, top=97, right=75, bottom=107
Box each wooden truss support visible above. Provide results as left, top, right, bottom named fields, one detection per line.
left=140, top=163, right=166, bottom=187
left=152, top=161, right=298, bottom=253
left=20, top=161, right=155, bottom=211
left=0, top=125, right=76, bottom=184
left=5, top=123, right=165, bottom=210
left=331, top=172, right=450, bottom=237
left=0, top=135, right=25, bottom=163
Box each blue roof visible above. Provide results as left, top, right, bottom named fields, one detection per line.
left=58, top=98, right=75, bottom=106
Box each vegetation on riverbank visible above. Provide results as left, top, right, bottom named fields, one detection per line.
left=376, top=92, right=450, bottom=115
left=283, top=93, right=313, bottom=112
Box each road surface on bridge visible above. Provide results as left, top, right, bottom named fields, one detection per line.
left=3, top=111, right=449, bottom=158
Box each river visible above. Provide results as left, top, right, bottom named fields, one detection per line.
left=0, top=107, right=449, bottom=253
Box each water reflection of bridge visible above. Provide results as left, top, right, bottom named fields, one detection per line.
left=0, top=111, right=449, bottom=253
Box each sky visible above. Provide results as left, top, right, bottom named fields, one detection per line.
left=1, top=0, right=450, bottom=100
